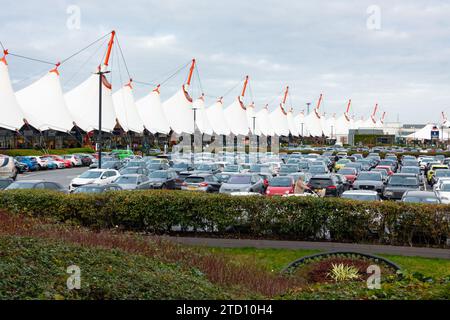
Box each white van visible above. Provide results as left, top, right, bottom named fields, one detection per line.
left=0, top=155, right=18, bottom=180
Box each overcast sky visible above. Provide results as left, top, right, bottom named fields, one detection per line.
left=1, top=0, right=450, bottom=124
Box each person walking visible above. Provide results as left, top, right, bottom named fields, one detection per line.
left=294, top=176, right=308, bottom=194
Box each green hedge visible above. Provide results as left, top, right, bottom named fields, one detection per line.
left=0, top=148, right=95, bottom=157
left=0, top=190, right=448, bottom=247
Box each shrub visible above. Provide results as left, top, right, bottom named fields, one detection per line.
left=0, top=190, right=448, bottom=247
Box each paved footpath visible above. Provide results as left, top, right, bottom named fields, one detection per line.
left=166, top=236, right=450, bottom=259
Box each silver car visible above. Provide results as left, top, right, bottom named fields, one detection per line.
left=0, top=155, right=17, bottom=180
left=219, top=174, right=265, bottom=194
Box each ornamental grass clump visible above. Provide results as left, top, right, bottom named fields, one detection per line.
left=327, top=263, right=360, bottom=282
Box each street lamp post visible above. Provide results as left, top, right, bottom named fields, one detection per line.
left=300, top=122, right=304, bottom=145
left=191, top=107, right=197, bottom=166
left=306, top=102, right=311, bottom=115
left=95, top=69, right=110, bottom=169
left=252, top=116, right=259, bottom=162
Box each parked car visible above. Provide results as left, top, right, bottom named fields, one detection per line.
left=278, top=164, right=300, bottom=176
left=14, top=159, right=29, bottom=173
left=42, top=156, right=65, bottom=169
left=72, top=183, right=122, bottom=193
left=147, top=162, right=170, bottom=172
left=401, top=191, right=441, bottom=204
left=114, top=174, right=150, bottom=190
left=334, top=158, right=351, bottom=171
left=374, top=165, right=394, bottom=176
left=288, top=172, right=312, bottom=184
left=62, top=154, right=82, bottom=167
left=147, top=170, right=179, bottom=189
left=181, top=173, right=222, bottom=193
left=435, top=180, right=450, bottom=204
left=100, top=160, right=123, bottom=171
left=266, top=176, right=295, bottom=196
left=427, top=164, right=449, bottom=184
left=337, top=167, right=358, bottom=184
left=341, top=190, right=381, bottom=201
left=307, top=174, right=345, bottom=197
left=32, top=156, right=48, bottom=169
left=5, top=180, right=66, bottom=192
left=219, top=174, right=265, bottom=194
left=383, top=173, right=422, bottom=200
left=352, top=171, right=385, bottom=194
left=0, top=178, right=14, bottom=190
left=15, top=156, right=39, bottom=171
left=171, top=162, right=194, bottom=174
left=0, top=156, right=17, bottom=180
left=308, top=165, right=330, bottom=176
left=69, top=169, right=120, bottom=191
left=119, top=167, right=150, bottom=176
left=76, top=154, right=94, bottom=167
left=44, top=155, right=72, bottom=168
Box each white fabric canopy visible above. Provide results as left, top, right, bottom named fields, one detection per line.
left=256, top=106, right=274, bottom=136
left=162, top=85, right=194, bottom=135
left=136, top=86, right=170, bottom=134
left=112, top=83, right=145, bottom=133
left=405, top=124, right=444, bottom=140
left=323, top=114, right=337, bottom=137
left=0, top=56, right=26, bottom=130
left=304, top=109, right=323, bottom=137
left=224, top=97, right=249, bottom=136
left=246, top=103, right=256, bottom=134
left=270, top=104, right=290, bottom=136
left=335, top=113, right=352, bottom=136
left=286, top=108, right=299, bottom=136
left=16, top=69, right=75, bottom=132
left=353, top=117, right=365, bottom=129
left=193, top=95, right=213, bottom=135
left=206, top=99, right=230, bottom=136
left=294, top=111, right=308, bottom=136
left=65, top=69, right=117, bottom=132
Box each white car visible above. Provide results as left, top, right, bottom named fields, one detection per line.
left=435, top=180, right=450, bottom=204
left=0, top=155, right=17, bottom=180
left=69, top=169, right=120, bottom=192
left=34, top=156, right=49, bottom=169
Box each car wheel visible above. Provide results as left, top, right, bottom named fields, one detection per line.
left=161, top=183, right=167, bottom=189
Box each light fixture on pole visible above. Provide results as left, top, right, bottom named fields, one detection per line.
left=191, top=106, right=197, bottom=166
left=95, top=68, right=111, bottom=170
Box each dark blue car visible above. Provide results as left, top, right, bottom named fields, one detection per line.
left=15, top=156, right=39, bottom=171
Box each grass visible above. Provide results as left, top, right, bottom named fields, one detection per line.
left=208, top=247, right=450, bottom=279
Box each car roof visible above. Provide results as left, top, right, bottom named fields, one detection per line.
left=403, top=191, right=438, bottom=197
left=310, top=174, right=333, bottom=179
left=391, top=173, right=417, bottom=177
left=343, top=190, right=378, bottom=195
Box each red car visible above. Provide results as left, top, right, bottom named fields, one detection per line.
left=266, top=176, right=295, bottom=196
left=44, top=155, right=72, bottom=168
left=375, top=165, right=394, bottom=176
left=337, top=167, right=357, bottom=184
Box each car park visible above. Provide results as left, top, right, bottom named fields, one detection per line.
left=147, top=170, right=179, bottom=189
left=352, top=171, right=385, bottom=194
left=307, top=174, right=344, bottom=197
left=0, top=178, right=14, bottom=190
left=337, top=167, right=357, bottom=184
left=278, top=164, right=300, bottom=176
left=114, top=174, right=150, bottom=190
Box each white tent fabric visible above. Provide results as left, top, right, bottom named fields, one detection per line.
left=162, top=85, right=194, bottom=135
left=16, top=69, right=75, bottom=132
left=224, top=97, right=249, bottom=136
left=112, top=83, right=145, bottom=133
left=323, top=114, right=337, bottom=137
left=304, top=109, right=323, bottom=137
left=206, top=99, right=230, bottom=136
left=362, top=116, right=378, bottom=128
left=136, top=86, right=170, bottom=134
left=246, top=103, right=256, bottom=134
left=405, top=124, right=442, bottom=140
left=286, top=108, right=299, bottom=136
left=0, top=56, right=26, bottom=130
left=335, top=113, right=352, bottom=136
left=192, top=95, right=213, bottom=135
left=256, top=106, right=274, bottom=136
left=353, top=117, right=365, bottom=129
left=294, top=111, right=308, bottom=136
left=270, top=104, right=290, bottom=136
left=65, top=70, right=117, bottom=132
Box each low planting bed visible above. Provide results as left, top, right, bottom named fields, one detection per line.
left=0, top=190, right=448, bottom=247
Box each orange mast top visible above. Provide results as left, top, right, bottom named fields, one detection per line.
left=316, top=94, right=323, bottom=110
left=241, top=75, right=249, bottom=97
left=104, top=31, right=116, bottom=66
left=346, top=99, right=352, bottom=114
left=186, top=59, right=196, bottom=86
left=371, top=103, right=378, bottom=117
left=282, top=86, right=289, bottom=104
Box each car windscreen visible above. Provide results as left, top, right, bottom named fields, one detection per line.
left=338, top=168, right=356, bottom=175
left=401, top=167, right=419, bottom=174
left=150, top=171, right=168, bottom=178
left=74, top=186, right=104, bottom=193
left=309, top=166, right=327, bottom=173
left=147, top=163, right=162, bottom=169
left=403, top=196, right=440, bottom=204
left=269, top=177, right=293, bottom=187
left=224, top=165, right=239, bottom=172
left=298, top=162, right=309, bottom=169
left=173, top=163, right=188, bottom=169
left=337, top=159, right=350, bottom=164
left=309, top=178, right=332, bottom=187
left=434, top=169, right=450, bottom=177
left=79, top=171, right=102, bottom=179
left=196, top=164, right=213, bottom=171
left=388, top=176, right=418, bottom=186
left=280, top=165, right=298, bottom=172
left=115, top=176, right=137, bottom=184
left=227, top=176, right=252, bottom=184
left=440, top=183, right=450, bottom=191
left=357, top=173, right=381, bottom=181
left=342, top=194, right=377, bottom=201
left=184, top=177, right=205, bottom=184
left=102, top=161, right=118, bottom=168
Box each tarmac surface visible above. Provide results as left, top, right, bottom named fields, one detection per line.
left=17, top=167, right=88, bottom=190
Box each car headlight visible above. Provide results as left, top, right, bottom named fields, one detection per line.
left=384, top=191, right=393, bottom=196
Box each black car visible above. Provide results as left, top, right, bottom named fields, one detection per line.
left=14, top=159, right=28, bottom=173
left=77, top=154, right=94, bottom=167
left=352, top=171, right=385, bottom=194
left=5, top=180, right=66, bottom=192
left=72, top=183, right=122, bottom=193
left=0, top=178, right=14, bottom=190
left=383, top=173, right=422, bottom=200
left=147, top=170, right=179, bottom=189
left=307, top=174, right=345, bottom=197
